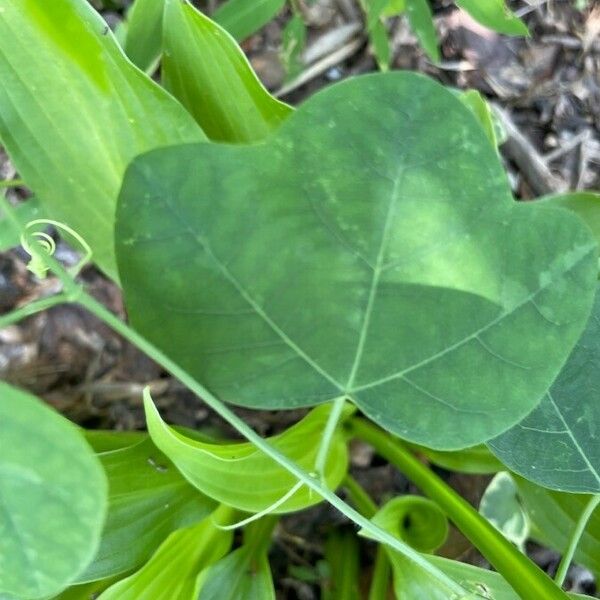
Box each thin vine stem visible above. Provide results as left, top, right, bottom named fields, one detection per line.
left=0, top=194, right=467, bottom=596
left=346, top=417, right=570, bottom=600
left=0, top=291, right=79, bottom=329
left=554, top=494, right=600, bottom=587
left=314, top=395, right=347, bottom=479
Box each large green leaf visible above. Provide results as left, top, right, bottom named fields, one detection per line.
left=516, top=477, right=600, bottom=579
left=536, top=192, right=600, bottom=248
left=122, top=0, right=164, bottom=72
left=0, top=382, right=107, bottom=599
left=162, top=0, right=291, bottom=143
left=489, top=284, right=600, bottom=493
left=212, top=0, right=286, bottom=42
left=116, top=72, right=597, bottom=450
left=0, top=0, right=204, bottom=279
left=144, top=397, right=349, bottom=513
left=456, top=0, right=528, bottom=36
left=97, top=509, right=233, bottom=600
left=76, top=438, right=217, bottom=582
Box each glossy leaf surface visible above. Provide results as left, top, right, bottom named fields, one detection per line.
left=0, top=0, right=204, bottom=279
left=516, top=477, right=600, bottom=578
left=162, top=0, right=291, bottom=143
left=456, top=0, right=528, bottom=36
left=77, top=438, right=217, bottom=582
left=97, top=511, right=233, bottom=600
left=117, top=72, right=597, bottom=449
left=0, top=382, right=107, bottom=599
left=490, top=284, right=600, bottom=493
left=144, top=396, right=349, bottom=512
left=213, top=0, right=286, bottom=41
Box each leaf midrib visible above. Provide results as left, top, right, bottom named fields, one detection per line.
left=154, top=174, right=595, bottom=403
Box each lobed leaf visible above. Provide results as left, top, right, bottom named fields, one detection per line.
left=117, top=72, right=598, bottom=450
left=162, top=0, right=291, bottom=143
left=144, top=396, right=349, bottom=513
left=0, top=0, right=205, bottom=279
left=0, top=382, right=107, bottom=599
left=489, top=283, right=600, bottom=493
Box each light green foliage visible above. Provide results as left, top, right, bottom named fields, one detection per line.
left=117, top=72, right=597, bottom=450
left=0, top=0, right=205, bottom=280
left=371, top=496, right=449, bottom=553
left=0, top=198, right=44, bottom=252
left=281, top=11, right=307, bottom=81
left=198, top=518, right=276, bottom=599
left=323, top=530, right=361, bottom=600
left=163, top=0, right=292, bottom=143
left=97, top=509, right=233, bottom=600
left=0, top=382, right=107, bottom=599
left=213, top=0, right=286, bottom=42
left=516, top=477, right=600, bottom=578
left=121, top=0, right=164, bottom=72
left=459, top=90, right=505, bottom=149
left=490, top=284, right=600, bottom=493
left=144, top=396, right=349, bottom=512
left=479, top=472, right=529, bottom=551
left=406, top=0, right=439, bottom=62
left=76, top=438, right=217, bottom=582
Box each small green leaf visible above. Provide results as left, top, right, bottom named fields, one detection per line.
left=369, top=20, right=392, bottom=71
left=213, top=0, right=286, bottom=42
left=163, top=0, right=291, bottom=143
left=116, top=72, right=597, bottom=450
left=76, top=438, right=217, bottom=582
left=382, top=0, right=406, bottom=17
left=459, top=90, right=502, bottom=149
left=0, top=0, right=204, bottom=280
left=366, top=0, right=391, bottom=31
left=406, top=0, right=440, bottom=62
left=281, top=13, right=307, bottom=81
left=456, top=0, right=529, bottom=37
left=144, top=396, right=349, bottom=513
left=490, top=283, right=600, bottom=493
left=0, top=382, right=107, bottom=599
left=323, top=529, right=360, bottom=600
left=0, top=198, right=44, bottom=252
left=369, top=496, right=448, bottom=553
left=97, top=510, right=233, bottom=600
left=122, top=0, right=164, bottom=72
left=479, top=472, right=529, bottom=551
left=515, top=477, right=600, bottom=579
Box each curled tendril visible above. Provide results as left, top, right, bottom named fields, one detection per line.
left=20, top=219, right=92, bottom=279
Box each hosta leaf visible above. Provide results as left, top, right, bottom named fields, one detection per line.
left=116, top=72, right=597, bottom=450
left=77, top=438, right=217, bottom=582
left=0, top=0, right=204, bottom=280
left=144, top=396, right=349, bottom=513
left=456, top=0, right=529, bottom=37
left=489, top=284, right=600, bottom=493
left=122, top=0, right=164, bottom=72
left=213, top=0, right=286, bottom=42
left=97, top=509, right=233, bottom=600
left=0, top=382, right=107, bottom=599
left=163, top=0, right=291, bottom=143
left=515, top=477, right=600, bottom=579
left=0, top=198, right=44, bottom=252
